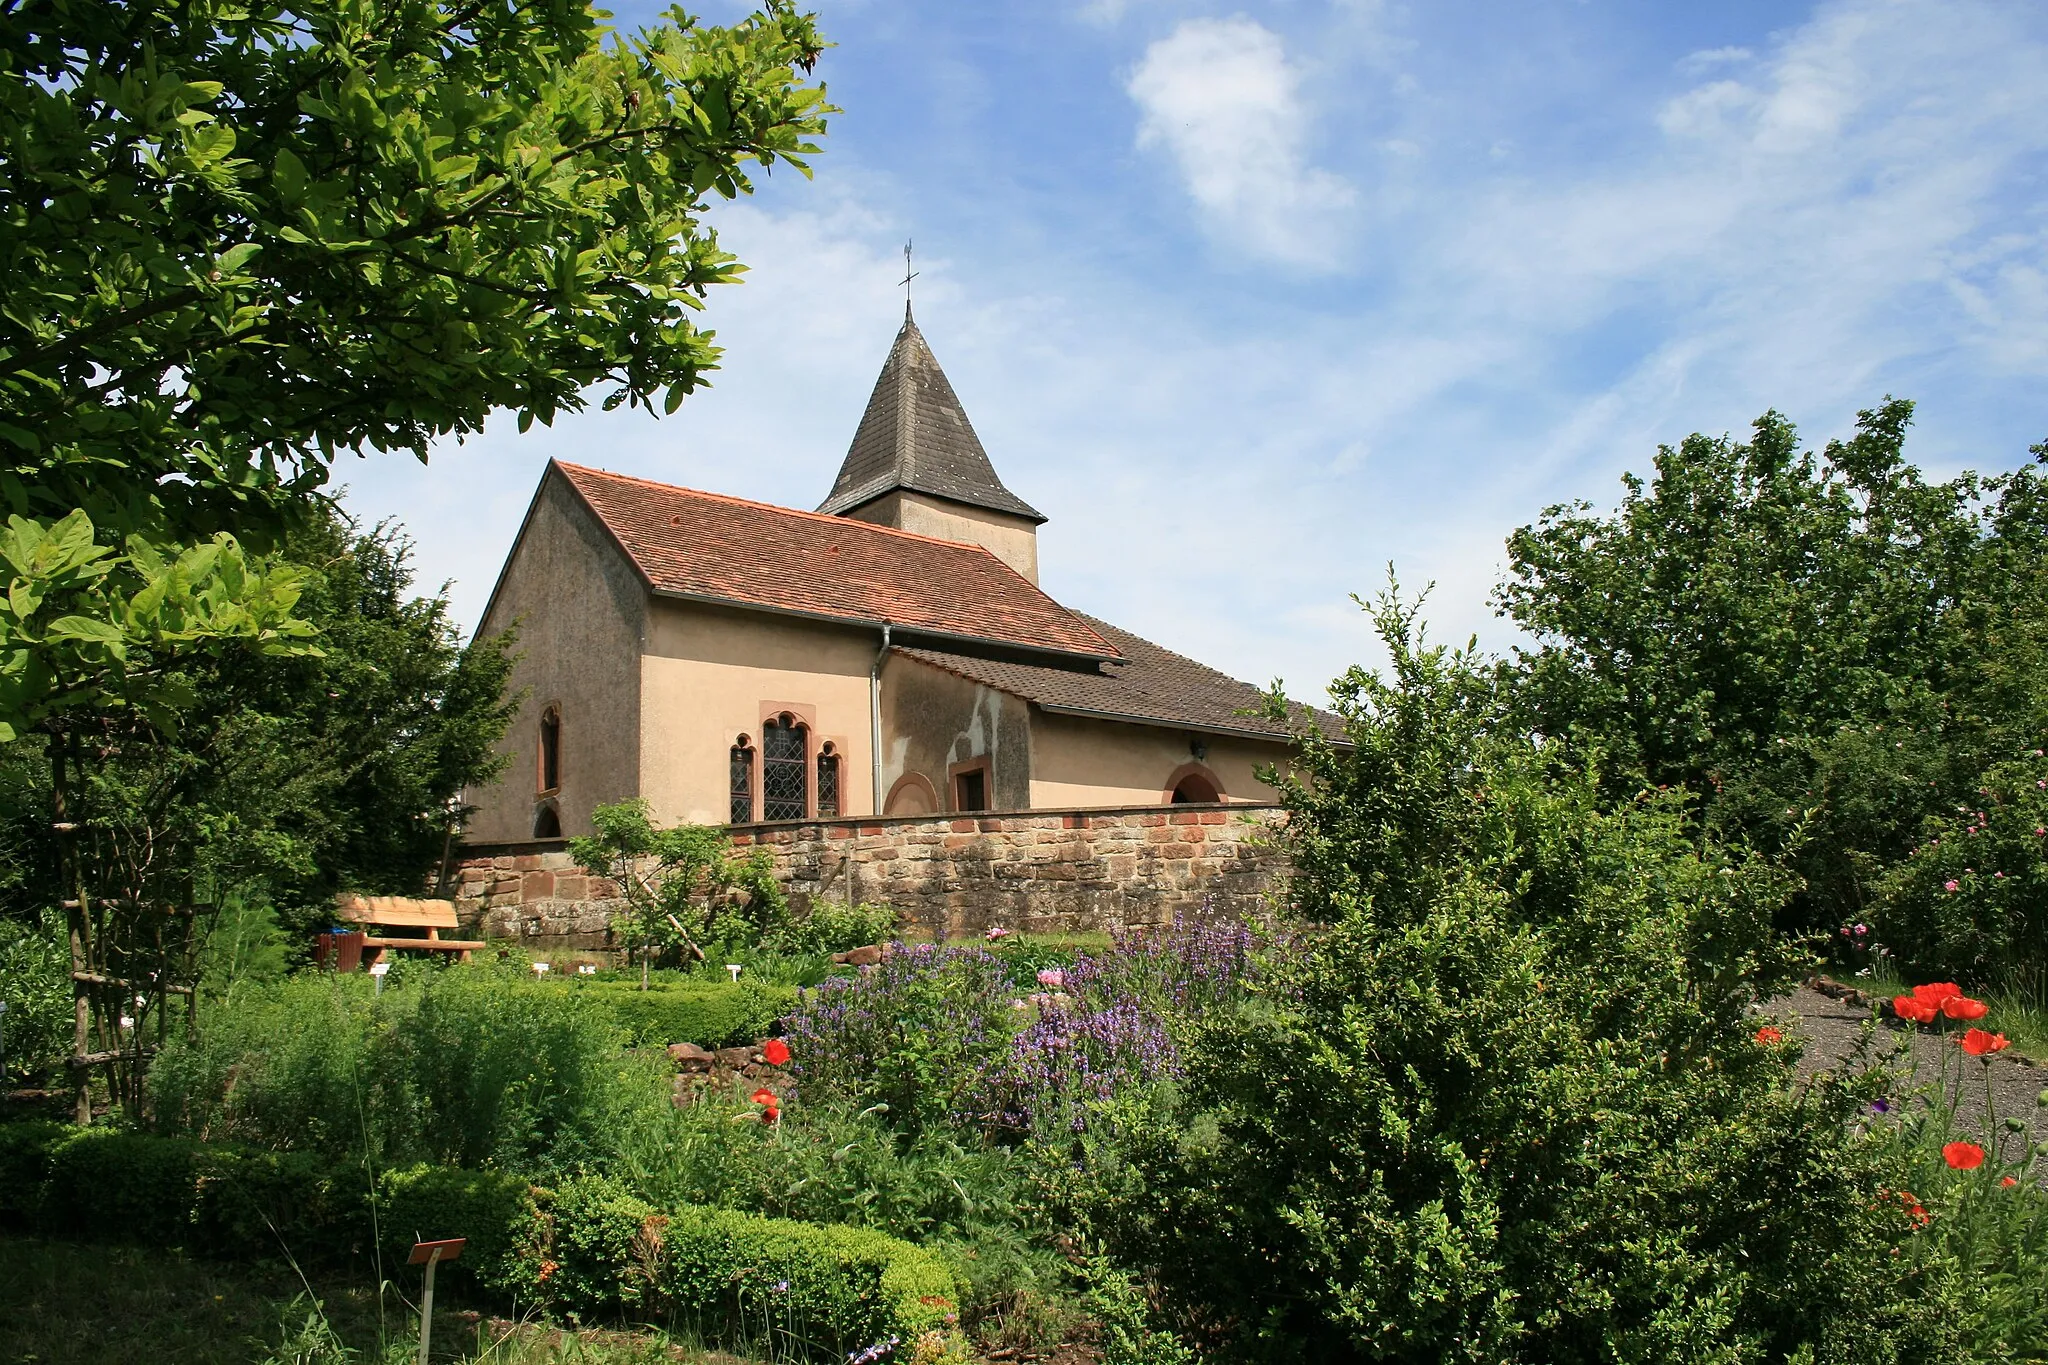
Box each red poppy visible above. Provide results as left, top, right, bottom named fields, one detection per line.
left=1941, top=995, right=1990, bottom=1021
left=2003, top=1176, right=2019, bottom=1188
left=762, top=1105, right=780, bottom=1124
left=1753, top=1026, right=1784, bottom=1045
left=1913, top=982, right=1964, bottom=1006
left=1893, top=995, right=1939, bottom=1025
left=1943, top=1141, right=1986, bottom=1170
left=751, top=1087, right=776, bottom=1107
left=1958, top=1028, right=2010, bottom=1056
left=763, top=1038, right=791, bottom=1066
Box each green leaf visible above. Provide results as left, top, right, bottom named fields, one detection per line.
left=46, top=614, right=126, bottom=644
left=185, top=124, right=236, bottom=165
left=217, top=243, right=262, bottom=274
left=273, top=146, right=308, bottom=201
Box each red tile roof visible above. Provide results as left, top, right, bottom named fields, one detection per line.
left=553, top=462, right=1117, bottom=659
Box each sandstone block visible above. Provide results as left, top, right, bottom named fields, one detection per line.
left=669, top=1042, right=715, bottom=1071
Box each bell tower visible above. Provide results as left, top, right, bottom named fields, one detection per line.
left=817, top=308, right=1046, bottom=582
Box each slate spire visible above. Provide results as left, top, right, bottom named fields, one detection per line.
left=817, top=308, right=1046, bottom=524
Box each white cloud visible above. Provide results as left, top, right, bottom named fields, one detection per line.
left=1677, top=44, right=1755, bottom=75
left=1127, top=17, right=1356, bottom=269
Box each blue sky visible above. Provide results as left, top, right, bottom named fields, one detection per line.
left=342, top=0, right=2048, bottom=702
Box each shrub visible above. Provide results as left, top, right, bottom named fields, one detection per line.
left=379, top=1162, right=539, bottom=1298
left=525, top=1173, right=960, bottom=1354
left=783, top=924, right=1270, bottom=1140
left=656, top=1204, right=959, bottom=1356
left=1066, top=594, right=1931, bottom=1361
left=551, top=978, right=797, bottom=1048
left=0, top=1121, right=961, bottom=1358
left=1878, top=752, right=2048, bottom=981
left=773, top=900, right=902, bottom=957
left=0, top=919, right=71, bottom=1083
left=613, top=1086, right=1036, bottom=1245
left=0, top=1122, right=370, bottom=1260
left=542, top=1175, right=665, bottom=1319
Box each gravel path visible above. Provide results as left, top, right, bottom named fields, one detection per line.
left=1764, top=983, right=2048, bottom=1162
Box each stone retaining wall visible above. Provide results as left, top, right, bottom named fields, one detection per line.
left=453, top=803, right=1291, bottom=955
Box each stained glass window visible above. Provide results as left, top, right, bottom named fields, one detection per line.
left=729, top=735, right=754, bottom=825
left=817, top=743, right=840, bottom=817
left=762, top=715, right=808, bottom=821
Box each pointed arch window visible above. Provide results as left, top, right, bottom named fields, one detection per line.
left=817, top=742, right=840, bottom=818
left=729, top=735, right=755, bottom=825
left=538, top=706, right=562, bottom=794
left=762, top=714, right=809, bottom=821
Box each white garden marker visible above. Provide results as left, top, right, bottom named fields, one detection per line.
left=409, top=1238, right=465, bottom=1365
left=369, top=961, right=391, bottom=995
left=531, top=961, right=550, bottom=975
left=726, top=963, right=743, bottom=982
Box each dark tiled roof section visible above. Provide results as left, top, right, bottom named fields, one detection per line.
left=555, top=463, right=1113, bottom=658
left=817, top=310, right=1046, bottom=523
left=896, top=614, right=1343, bottom=742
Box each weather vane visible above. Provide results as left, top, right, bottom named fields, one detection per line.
left=900, top=239, right=918, bottom=314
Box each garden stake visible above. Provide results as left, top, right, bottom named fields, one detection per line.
left=408, top=1238, right=465, bottom=1364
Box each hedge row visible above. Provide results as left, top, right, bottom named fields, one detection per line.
left=0, top=1123, right=955, bottom=1356
left=542, top=979, right=800, bottom=1048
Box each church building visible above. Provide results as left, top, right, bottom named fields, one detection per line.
left=466, top=310, right=1316, bottom=842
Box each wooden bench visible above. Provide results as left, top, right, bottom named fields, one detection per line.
left=318, top=895, right=487, bottom=968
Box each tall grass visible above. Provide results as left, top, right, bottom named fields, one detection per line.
left=149, top=961, right=669, bottom=1174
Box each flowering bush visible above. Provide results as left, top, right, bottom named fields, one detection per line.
left=782, top=944, right=1019, bottom=1134
left=781, top=920, right=1272, bottom=1141
left=1879, top=751, right=2048, bottom=980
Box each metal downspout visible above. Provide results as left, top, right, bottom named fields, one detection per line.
left=870, top=623, right=892, bottom=815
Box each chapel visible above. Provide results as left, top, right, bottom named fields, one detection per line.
left=465, top=309, right=1318, bottom=842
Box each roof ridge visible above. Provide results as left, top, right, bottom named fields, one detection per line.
left=556, top=460, right=1018, bottom=557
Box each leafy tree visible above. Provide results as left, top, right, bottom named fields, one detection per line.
left=1497, top=401, right=2048, bottom=944
left=0, top=0, right=827, bottom=735
left=1071, top=593, right=1935, bottom=1361
left=0, top=0, right=827, bottom=528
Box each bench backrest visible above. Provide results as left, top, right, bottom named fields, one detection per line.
left=334, top=894, right=460, bottom=930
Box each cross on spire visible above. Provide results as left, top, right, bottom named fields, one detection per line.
left=899, top=239, right=918, bottom=316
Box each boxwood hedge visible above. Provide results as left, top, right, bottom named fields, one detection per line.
left=0, top=1122, right=955, bottom=1357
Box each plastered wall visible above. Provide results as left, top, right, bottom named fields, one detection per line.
left=841, top=489, right=1040, bottom=583
left=467, top=472, right=647, bottom=842
left=640, top=598, right=878, bottom=825
left=1028, top=710, right=1286, bottom=808
left=879, top=655, right=1033, bottom=813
